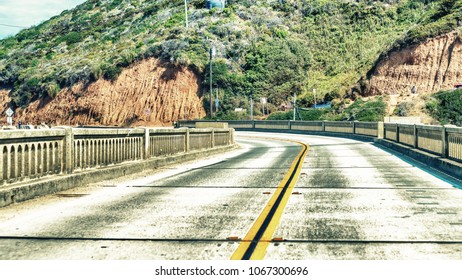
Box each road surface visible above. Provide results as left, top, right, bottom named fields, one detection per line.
left=0, top=131, right=461, bottom=260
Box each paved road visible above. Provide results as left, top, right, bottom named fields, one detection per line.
left=0, top=131, right=461, bottom=260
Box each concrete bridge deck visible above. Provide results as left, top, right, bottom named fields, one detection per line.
left=0, top=131, right=460, bottom=260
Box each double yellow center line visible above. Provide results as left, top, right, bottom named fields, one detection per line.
left=231, top=139, right=309, bottom=260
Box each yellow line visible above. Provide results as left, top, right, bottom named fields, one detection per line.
left=230, top=138, right=309, bottom=260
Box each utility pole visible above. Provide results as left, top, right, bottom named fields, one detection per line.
left=184, top=0, right=188, bottom=28
left=209, top=46, right=215, bottom=117
left=313, top=88, right=317, bottom=109
left=250, top=98, right=253, bottom=120
left=260, top=97, right=266, bottom=116
left=293, top=92, right=296, bottom=121
left=215, top=85, right=219, bottom=113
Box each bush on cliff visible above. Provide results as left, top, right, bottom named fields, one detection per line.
left=426, top=89, right=462, bottom=126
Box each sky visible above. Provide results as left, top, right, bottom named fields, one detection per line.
left=0, top=0, right=86, bottom=39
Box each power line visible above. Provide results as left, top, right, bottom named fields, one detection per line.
left=0, top=23, right=27, bottom=28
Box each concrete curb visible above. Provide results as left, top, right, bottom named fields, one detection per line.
left=374, top=138, right=462, bottom=180
left=0, top=144, right=238, bottom=208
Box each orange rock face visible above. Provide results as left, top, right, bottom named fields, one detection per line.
left=365, top=32, right=462, bottom=96
left=0, top=58, right=206, bottom=127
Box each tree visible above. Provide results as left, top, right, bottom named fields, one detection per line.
left=243, top=38, right=311, bottom=106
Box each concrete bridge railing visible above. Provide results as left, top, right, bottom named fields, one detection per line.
left=179, top=120, right=382, bottom=137
left=0, top=127, right=234, bottom=185
left=178, top=120, right=462, bottom=165
left=383, top=123, right=462, bottom=163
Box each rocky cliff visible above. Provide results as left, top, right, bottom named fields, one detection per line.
left=0, top=58, right=206, bottom=127
left=364, top=31, right=462, bottom=96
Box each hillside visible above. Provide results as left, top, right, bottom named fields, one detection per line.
left=354, top=0, right=462, bottom=124
left=364, top=32, right=462, bottom=96
left=0, top=58, right=205, bottom=126
left=0, top=0, right=460, bottom=125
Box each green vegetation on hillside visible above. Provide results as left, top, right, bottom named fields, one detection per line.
left=403, top=0, right=462, bottom=45
left=0, top=0, right=457, bottom=120
left=426, top=89, right=462, bottom=126
left=267, top=96, right=386, bottom=122
left=368, top=0, right=462, bottom=80
left=267, top=108, right=332, bottom=121
left=341, top=97, right=387, bottom=122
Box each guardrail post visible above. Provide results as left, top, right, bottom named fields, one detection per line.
left=352, top=121, right=356, bottom=134
left=0, top=148, right=3, bottom=184
left=230, top=129, right=234, bottom=145
left=4, top=146, right=11, bottom=181
left=321, top=121, right=325, bottom=132
left=63, top=126, right=74, bottom=174
left=377, top=122, right=384, bottom=139
left=413, top=125, right=418, bottom=148
left=144, top=128, right=150, bottom=159
left=185, top=128, right=190, bottom=153
left=396, top=124, right=400, bottom=143
left=289, top=120, right=292, bottom=130
left=442, top=126, right=448, bottom=158
left=211, top=129, right=215, bottom=148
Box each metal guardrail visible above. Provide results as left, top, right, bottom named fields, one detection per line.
left=179, top=120, right=462, bottom=163
left=0, top=127, right=234, bottom=185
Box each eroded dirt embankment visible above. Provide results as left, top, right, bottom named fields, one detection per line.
left=0, top=58, right=206, bottom=127
left=364, top=31, right=462, bottom=96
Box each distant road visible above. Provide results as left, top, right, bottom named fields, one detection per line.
left=0, top=131, right=461, bottom=260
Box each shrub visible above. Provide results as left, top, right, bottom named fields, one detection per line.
left=16, top=28, right=40, bottom=42
left=267, top=108, right=331, bottom=121
left=342, top=97, right=386, bottom=121
left=215, top=110, right=249, bottom=120
left=45, top=82, right=61, bottom=98
left=26, top=77, right=40, bottom=88
left=102, top=64, right=123, bottom=81
left=267, top=111, right=290, bottom=120
left=109, top=0, right=123, bottom=10
left=394, top=102, right=412, bottom=116
left=426, top=89, right=462, bottom=126
left=0, top=49, right=7, bottom=59
left=58, top=31, right=85, bottom=45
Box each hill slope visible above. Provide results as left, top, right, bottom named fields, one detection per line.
left=352, top=0, right=462, bottom=124
left=0, top=58, right=205, bottom=126
left=364, top=31, right=462, bottom=97
left=1, top=0, right=459, bottom=125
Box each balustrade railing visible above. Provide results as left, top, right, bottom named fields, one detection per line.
left=447, top=127, right=462, bottom=162
left=0, top=127, right=234, bottom=185
left=179, top=120, right=462, bottom=163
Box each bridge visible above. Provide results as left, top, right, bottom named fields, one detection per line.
left=0, top=121, right=461, bottom=261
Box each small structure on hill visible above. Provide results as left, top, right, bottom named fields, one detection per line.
left=206, top=0, right=225, bottom=9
